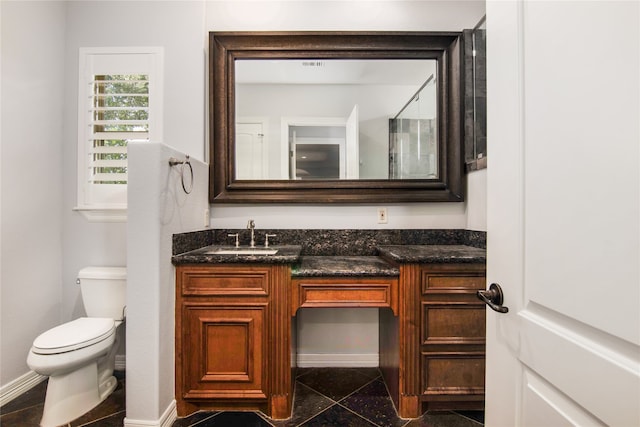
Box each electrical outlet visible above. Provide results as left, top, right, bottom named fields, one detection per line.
left=377, top=207, right=388, bottom=224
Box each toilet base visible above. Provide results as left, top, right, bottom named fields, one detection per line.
left=40, top=361, right=118, bottom=427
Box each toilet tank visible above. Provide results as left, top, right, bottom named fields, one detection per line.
left=78, top=266, right=127, bottom=320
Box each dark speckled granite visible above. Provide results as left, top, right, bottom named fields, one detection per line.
left=173, top=229, right=486, bottom=257
left=172, top=229, right=214, bottom=255
left=292, top=256, right=399, bottom=277
left=172, top=245, right=301, bottom=265
left=377, top=245, right=485, bottom=264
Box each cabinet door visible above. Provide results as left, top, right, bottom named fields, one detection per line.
left=180, top=303, right=268, bottom=401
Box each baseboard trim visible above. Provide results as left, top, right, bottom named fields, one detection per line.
left=0, top=370, right=46, bottom=407
left=297, top=353, right=378, bottom=368
left=124, top=399, right=177, bottom=427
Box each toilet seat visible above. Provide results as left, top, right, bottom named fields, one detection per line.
left=32, top=318, right=115, bottom=355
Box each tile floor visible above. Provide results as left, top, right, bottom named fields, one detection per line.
left=0, top=368, right=483, bottom=427
left=0, top=371, right=126, bottom=427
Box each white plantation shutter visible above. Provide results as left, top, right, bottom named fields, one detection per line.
left=87, top=77, right=149, bottom=184
left=76, top=48, right=162, bottom=217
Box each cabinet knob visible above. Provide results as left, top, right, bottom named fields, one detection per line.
left=477, top=283, right=509, bottom=314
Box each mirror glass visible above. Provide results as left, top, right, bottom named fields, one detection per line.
left=235, top=59, right=438, bottom=181
left=209, top=32, right=464, bottom=203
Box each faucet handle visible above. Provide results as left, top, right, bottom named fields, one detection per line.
left=227, top=233, right=240, bottom=248
left=264, top=234, right=277, bottom=248
left=247, top=219, right=255, bottom=229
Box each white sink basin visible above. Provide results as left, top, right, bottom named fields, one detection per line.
left=206, top=248, right=278, bottom=255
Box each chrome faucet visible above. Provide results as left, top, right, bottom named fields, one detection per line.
left=247, top=219, right=256, bottom=248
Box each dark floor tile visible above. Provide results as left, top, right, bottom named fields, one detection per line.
left=299, top=404, right=377, bottom=427
left=404, top=411, right=482, bottom=427
left=4, top=368, right=484, bottom=427
left=173, top=411, right=219, bottom=427
left=267, top=382, right=335, bottom=427
left=70, top=378, right=125, bottom=426
left=195, top=411, right=273, bottom=427
left=0, top=404, right=44, bottom=427
left=79, top=410, right=126, bottom=427
left=346, top=368, right=382, bottom=382
left=340, top=378, right=406, bottom=427
left=0, top=379, right=48, bottom=415
left=453, top=411, right=484, bottom=424
left=296, top=368, right=381, bottom=401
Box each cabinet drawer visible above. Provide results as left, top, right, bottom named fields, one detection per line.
left=179, top=267, right=270, bottom=296
left=421, top=353, right=485, bottom=397
left=422, top=304, right=485, bottom=345
left=422, top=273, right=485, bottom=294
left=292, top=277, right=398, bottom=315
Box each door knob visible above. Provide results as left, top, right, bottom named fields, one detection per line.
left=477, top=283, right=509, bottom=313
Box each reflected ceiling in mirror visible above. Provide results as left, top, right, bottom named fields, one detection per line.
left=210, top=32, right=464, bottom=203
left=235, top=59, right=438, bottom=181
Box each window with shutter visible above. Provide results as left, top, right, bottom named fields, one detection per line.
left=90, top=75, right=148, bottom=184
left=75, top=47, right=163, bottom=221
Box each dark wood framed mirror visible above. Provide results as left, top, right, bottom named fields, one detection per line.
left=209, top=31, right=464, bottom=203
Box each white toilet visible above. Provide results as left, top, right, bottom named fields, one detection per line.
left=27, top=266, right=126, bottom=427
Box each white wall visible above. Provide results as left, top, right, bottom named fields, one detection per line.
left=0, top=0, right=66, bottom=396
left=466, top=168, right=487, bottom=231
left=126, top=142, right=209, bottom=425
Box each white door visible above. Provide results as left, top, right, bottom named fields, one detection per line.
left=346, top=104, right=359, bottom=179
left=485, top=1, right=639, bottom=426
left=236, top=121, right=266, bottom=179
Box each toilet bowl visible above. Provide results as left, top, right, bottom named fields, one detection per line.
left=27, top=266, right=126, bottom=427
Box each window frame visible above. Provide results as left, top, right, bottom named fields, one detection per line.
left=75, top=47, right=163, bottom=222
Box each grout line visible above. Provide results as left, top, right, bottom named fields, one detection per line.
left=257, top=412, right=278, bottom=427
left=335, top=376, right=404, bottom=427
left=188, top=412, right=222, bottom=427
left=286, top=381, right=339, bottom=427
left=293, top=381, right=338, bottom=405
left=452, top=410, right=485, bottom=426
left=378, top=376, right=412, bottom=427
left=76, top=409, right=125, bottom=426
left=335, top=375, right=379, bottom=404
left=334, top=403, right=380, bottom=427
left=293, top=402, right=338, bottom=427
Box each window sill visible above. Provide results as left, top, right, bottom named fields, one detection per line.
left=73, top=206, right=127, bottom=223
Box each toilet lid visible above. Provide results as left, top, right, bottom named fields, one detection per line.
left=32, top=318, right=115, bottom=355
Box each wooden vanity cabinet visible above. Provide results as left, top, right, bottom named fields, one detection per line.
left=388, top=263, right=486, bottom=417
left=175, top=264, right=292, bottom=419
left=175, top=256, right=484, bottom=420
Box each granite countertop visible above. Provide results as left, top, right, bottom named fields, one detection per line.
left=291, top=256, right=400, bottom=277
left=172, top=243, right=485, bottom=268
left=377, top=245, right=486, bottom=264
left=171, top=245, right=302, bottom=265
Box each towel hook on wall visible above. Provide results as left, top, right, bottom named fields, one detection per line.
left=168, top=155, right=193, bottom=194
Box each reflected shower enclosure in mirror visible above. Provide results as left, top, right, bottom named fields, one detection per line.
left=210, top=32, right=464, bottom=203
